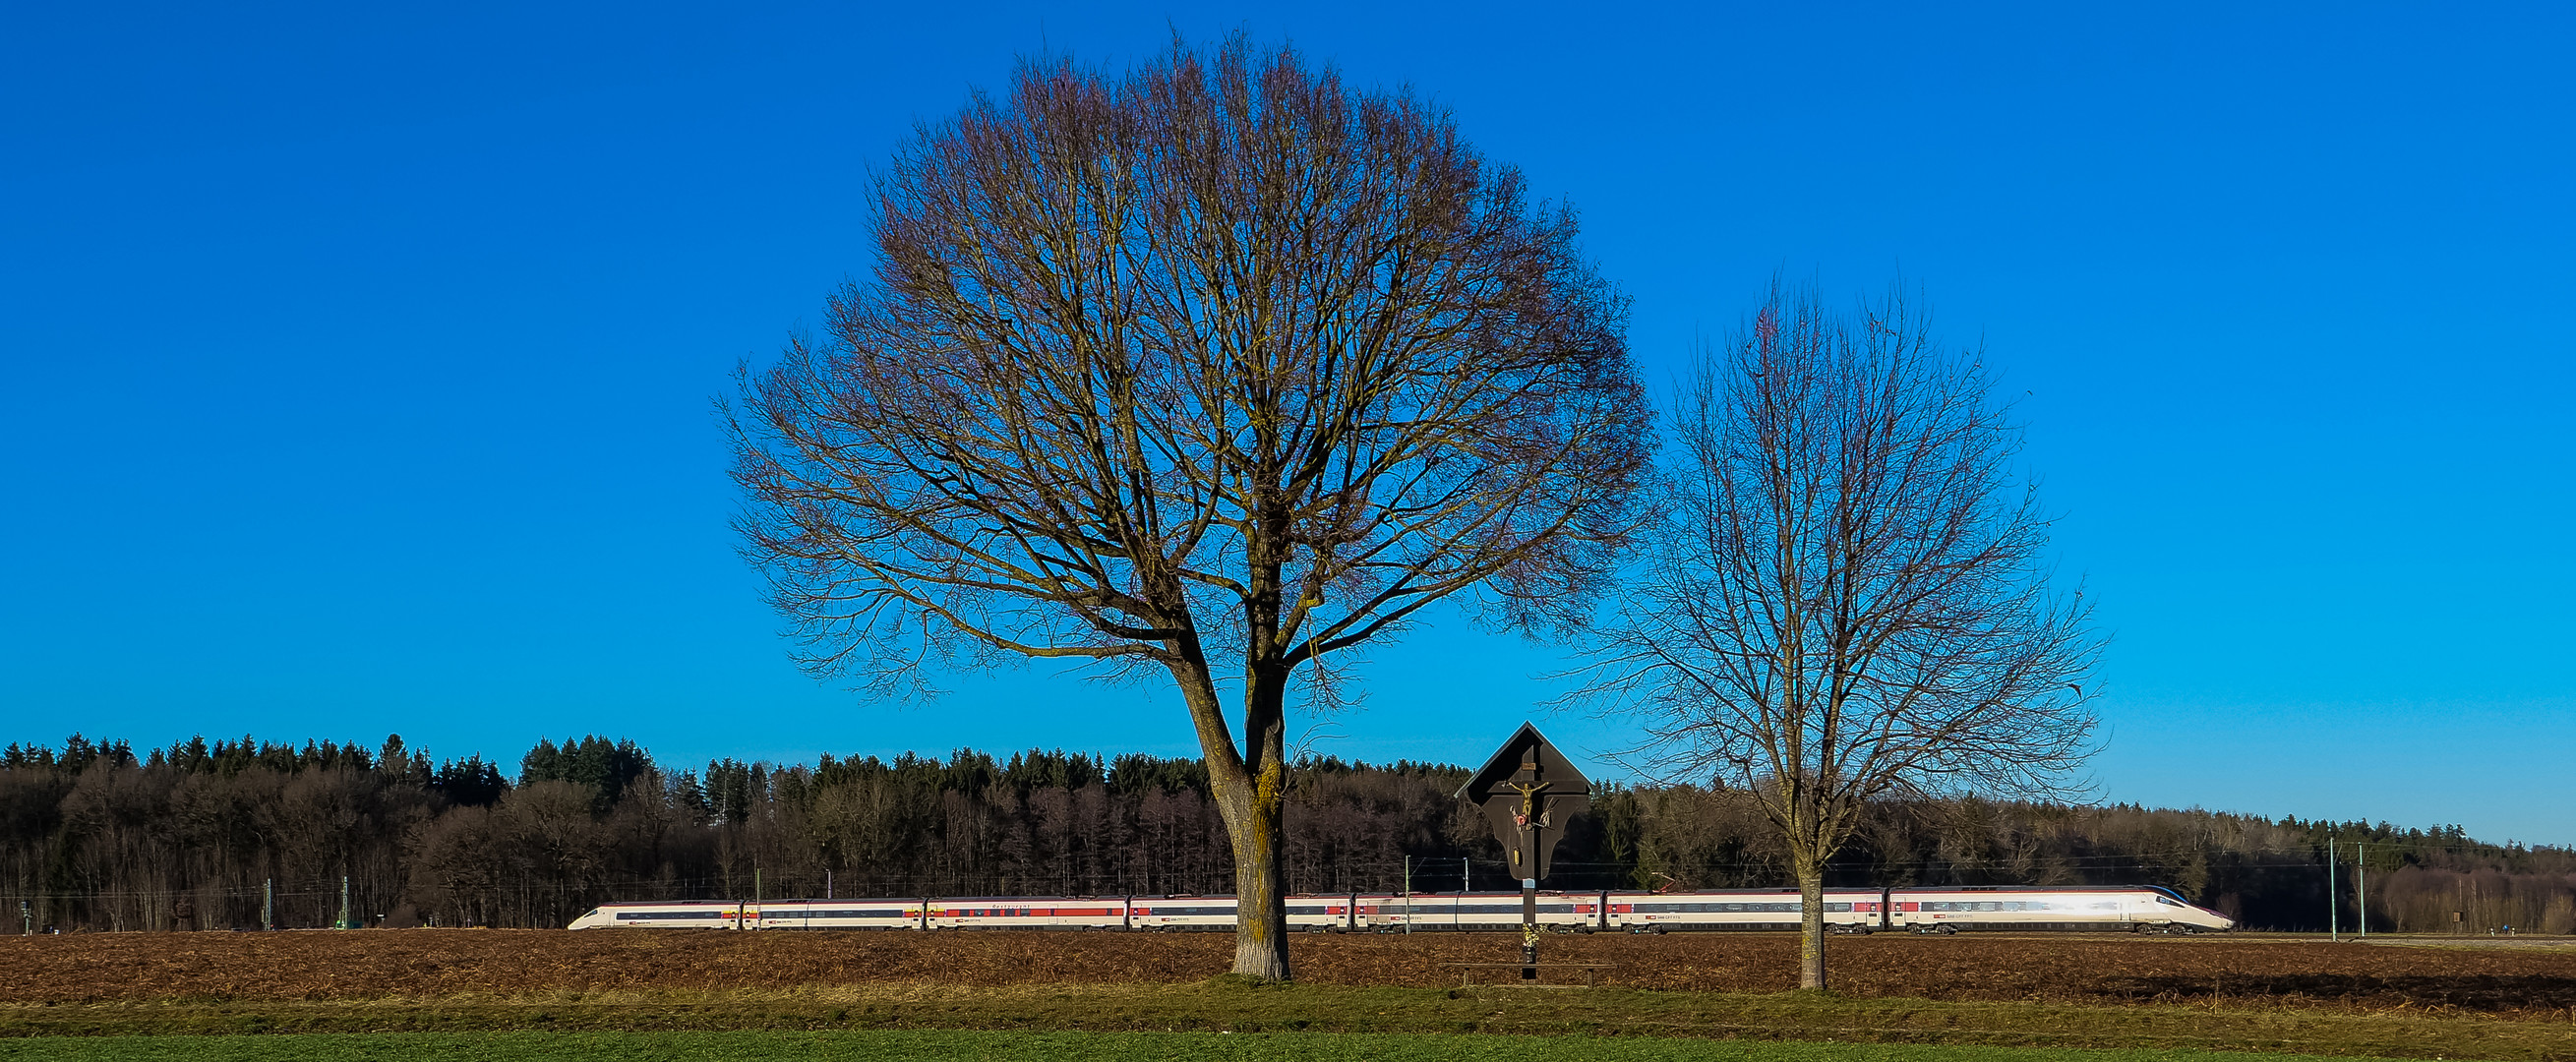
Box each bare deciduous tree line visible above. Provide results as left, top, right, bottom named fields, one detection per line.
left=5, top=735, right=2565, bottom=934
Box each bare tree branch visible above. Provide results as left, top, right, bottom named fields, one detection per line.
left=728, top=36, right=1652, bottom=979
left=1569, top=281, right=2100, bottom=991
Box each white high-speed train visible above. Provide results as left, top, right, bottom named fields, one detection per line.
left=568, top=885, right=2233, bottom=934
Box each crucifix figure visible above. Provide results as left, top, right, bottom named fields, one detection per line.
left=1510, top=775, right=1550, bottom=831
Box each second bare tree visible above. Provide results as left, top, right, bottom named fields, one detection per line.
left=1581, top=283, right=2100, bottom=989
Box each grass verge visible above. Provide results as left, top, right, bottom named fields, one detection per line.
left=1, top=982, right=2567, bottom=1060
left=0, top=1029, right=2512, bottom=1062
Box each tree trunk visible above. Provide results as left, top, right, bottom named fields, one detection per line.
left=1186, top=661, right=1293, bottom=981
left=1223, top=788, right=1290, bottom=979
left=1796, top=856, right=1827, bottom=990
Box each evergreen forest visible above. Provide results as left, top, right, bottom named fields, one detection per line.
left=3, top=734, right=2567, bottom=935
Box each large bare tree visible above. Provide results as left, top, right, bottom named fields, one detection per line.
left=726, top=38, right=1651, bottom=979
left=1581, top=284, right=2099, bottom=989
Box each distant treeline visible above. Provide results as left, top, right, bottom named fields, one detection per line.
left=3, top=734, right=2569, bottom=934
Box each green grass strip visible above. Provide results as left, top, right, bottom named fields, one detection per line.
left=7, top=983, right=2563, bottom=1061
left=0, top=1030, right=2433, bottom=1062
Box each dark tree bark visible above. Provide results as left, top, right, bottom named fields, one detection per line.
left=1581, top=283, right=2102, bottom=990
left=728, top=36, right=1651, bottom=978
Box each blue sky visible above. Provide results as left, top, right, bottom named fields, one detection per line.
left=4, top=2, right=2568, bottom=845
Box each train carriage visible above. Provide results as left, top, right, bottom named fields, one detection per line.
left=1603, top=889, right=1886, bottom=933
left=1359, top=891, right=1595, bottom=931
left=569, top=901, right=746, bottom=929
left=1125, top=896, right=1229, bottom=930
left=1287, top=895, right=1365, bottom=931
left=753, top=899, right=922, bottom=929
left=926, top=897, right=1128, bottom=930
left=1887, top=886, right=2230, bottom=934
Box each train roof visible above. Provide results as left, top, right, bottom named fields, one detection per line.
left=592, top=898, right=917, bottom=907
left=924, top=895, right=1127, bottom=902
left=1887, top=885, right=2183, bottom=893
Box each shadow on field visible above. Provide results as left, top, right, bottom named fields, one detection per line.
left=2096, top=972, right=2576, bottom=1011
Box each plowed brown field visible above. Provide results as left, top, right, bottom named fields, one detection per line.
left=4, top=931, right=2570, bottom=1018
